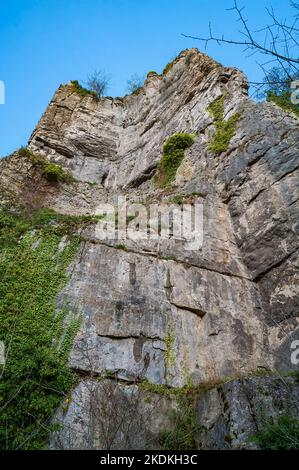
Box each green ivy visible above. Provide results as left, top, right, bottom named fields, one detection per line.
left=155, top=133, right=195, bottom=187
left=0, top=207, right=82, bottom=449
left=207, top=95, right=242, bottom=154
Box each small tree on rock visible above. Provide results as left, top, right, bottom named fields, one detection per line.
left=126, top=74, right=144, bottom=94
left=86, top=70, right=110, bottom=98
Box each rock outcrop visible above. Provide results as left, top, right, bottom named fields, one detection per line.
left=0, top=48, right=298, bottom=449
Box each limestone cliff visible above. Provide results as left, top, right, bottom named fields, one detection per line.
left=0, top=48, right=298, bottom=450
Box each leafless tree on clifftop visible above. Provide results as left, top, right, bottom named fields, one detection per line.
left=86, top=70, right=110, bottom=98
left=183, top=0, right=299, bottom=94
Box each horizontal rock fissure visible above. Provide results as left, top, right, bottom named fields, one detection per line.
left=80, top=236, right=253, bottom=281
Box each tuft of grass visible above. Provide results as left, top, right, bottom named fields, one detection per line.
left=251, top=415, right=299, bottom=450
left=140, top=379, right=179, bottom=398
left=70, top=80, right=98, bottom=99
left=18, top=148, right=75, bottom=184
left=172, top=194, right=184, bottom=205
left=165, top=324, right=175, bottom=370
left=267, top=91, right=299, bottom=118
left=43, top=162, right=75, bottom=183
left=28, top=208, right=105, bottom=236
left=126, top=214, right=137, bottom=225
left=155, top=133, right=196, bottom=187
left=132, top=87, right=143, bottom=96
left=207, top=95, right=242, bottom=154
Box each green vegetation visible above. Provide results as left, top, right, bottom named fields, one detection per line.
left=259, top=67, right=299, bottom=118
left=207, top=95, right=242, bottom=154
left=172, top=194, right=184, bottom=205
left=42, top=162, right=74, bottom=183
left=18, top=148, right=75, bottom=183
left=140, top=379, right=179, bottom=398
left=190, top=191, right=207, bottom=198
left=0, top=206, right=82, bottom=449
left=182, top=346, right=192, bottom=387
left=165, top=324, right=175, bottom=370
left=126, top=214, right=137, bottom=225
left=171, top=192, right=207, bottom=204
left=161, top=255, right=175, bottom=261
left=140, top=378, right=198, bottom=449
left=267, top=91, right=299, bottom=118
left=115, top=243, right=127, bottom=250
left=70, top=80, right=98, bottom=99
left=158, top=394, right=197, bottom=450
left=28, top=207, right=105, bottom=235
left=140, top=379, right=199, bottom=398
left=162, top=61, right=175, bottom=75
left=147, top=71, right=159, bottom=77
left=17, top=147, right=33, bottom=158
left=251, top=415, right=299, bottom=450
left=155, top=133, right=196, bottom=187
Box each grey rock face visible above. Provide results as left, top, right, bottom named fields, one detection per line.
left=0, top=48, right=298, bottom=449
left=60, top=242, right=265, bottom=387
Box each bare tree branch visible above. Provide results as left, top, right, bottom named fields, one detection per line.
left=182, top=1, right=299, bottom=72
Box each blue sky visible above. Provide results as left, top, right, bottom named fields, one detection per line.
left=0, top=0, right=295, bottom=156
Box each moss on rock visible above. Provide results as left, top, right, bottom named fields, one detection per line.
left=155, top=133, right=196, bottom=187
left=207, top=95, right=242, bottom=154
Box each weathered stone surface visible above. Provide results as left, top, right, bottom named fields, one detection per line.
left=50, top=379, right=175, bottom=450
left=0, top=47, right=298, bottom=449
